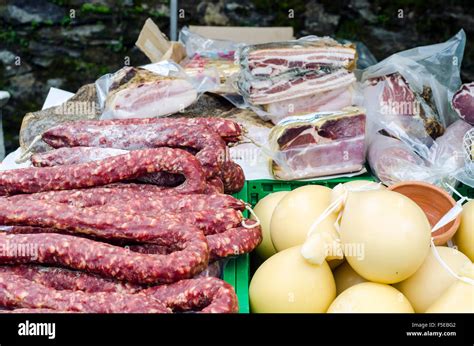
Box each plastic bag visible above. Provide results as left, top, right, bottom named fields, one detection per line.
left=96, top=60, right=219, bottom=120
left=179, top=27, right=241, bottom=95
left=362, top=30, right=467, bottom=190
left=268, top=107, right=366, bottom=180
left=361, top=30, right=466, bottom=144
left=235, top=36, right=360, bottom=124
left=368, top=120, right=473, bottom=188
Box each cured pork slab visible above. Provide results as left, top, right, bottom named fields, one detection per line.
left=240, top=37, right=356, bottom=77
left=452, top=82, right=474, bottom=125
left=104, top=67, right=197, bottom=119
left=269, top=107, right=366, bottom=180
left=363, top=73, right=445, bottom=142
left=264, top=86, right=354, bottom=119
left=241, top=69, right=356, bottom=105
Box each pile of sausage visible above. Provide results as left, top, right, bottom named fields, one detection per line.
left=31, top=117, right=246, bottom=194
left=0, top=117, right=260, bottom=313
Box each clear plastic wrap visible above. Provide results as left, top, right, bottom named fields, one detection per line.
left=368, top=120, right=473, bottom=188
left=179, top=27, right=241, bottom=95
left=236, top=36, right=359, bottom=124
left=361, top=30, right=466, bottom=143
left=362, top=30, right=468, bottom=190
left=96, top=60, right=219, bottom=120
left=268, top=107, right=366, bottom=180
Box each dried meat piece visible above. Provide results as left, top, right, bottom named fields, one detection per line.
left=0, top=148, right=207, bottom=196
left=452, top=82, right=474, bottom=125
left=0, top=271, right=169, bottom=313
left=269, top=107, right=366, bottom=180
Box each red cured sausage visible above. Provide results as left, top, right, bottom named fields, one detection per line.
left=0, top=148, right=206, bottom=196
left=143, top=277, right=238, bottom=313
left=31, top=146, right=187, bottom=188
left=221, top=161, right=245, bottom=194
left=0, top=198, right=242, bottom=236
left=0, top=232, right=208, bottom=284
left=8, top=186, right=246, bottom=211
left=0, top=271, right=169, bottom=313
left=206, top=222, right=262, bottom=261
left=128, top=222, right=262, bottom=261
left=31, top=146, right=228, bottom=194
left=47, top=117, right=242, bottom=143
left=206, top=176, right=225, bottom=194
left=31, top=147, right=128, bottom=167
left=2, top=308, right=73, bottom=313
left=42, top=122, right=227, bottom=178
left=0, top=265, right=140, bottom=293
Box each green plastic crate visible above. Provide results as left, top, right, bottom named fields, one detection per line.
left=457, top=183, right=474, bottom=199
left=223, top=181, right=250, bottom=313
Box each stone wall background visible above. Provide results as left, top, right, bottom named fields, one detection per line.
left=1, top=0, right=473, bottom=153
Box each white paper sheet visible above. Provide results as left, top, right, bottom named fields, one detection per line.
left=1, top=87, right=74, bottom=170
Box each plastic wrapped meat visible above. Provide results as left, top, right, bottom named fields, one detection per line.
left=269, top=107, right=366, bottom=180
left=452, top=82, right=474, bottom=125
left=264, top=85, right=356, bottom=119
left=241, top=69, right=355, bottom=106
left=368, top=120, right=472, bottom=187
left=363, top=73, right=445, bottom=143
left=239, top=36, right=356, bottom=77
left=102, top=67, right=197, bottom=119
left=368, top=133, right=428, bottom=186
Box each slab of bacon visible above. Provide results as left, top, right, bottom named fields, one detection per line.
left=239, top=37, right=356, bottom=77
left=242, top=69, right=356, bottom=105
left=104, top=67, right=198, bottom=119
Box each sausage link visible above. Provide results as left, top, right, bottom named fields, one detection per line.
left=0, top=265, right=140, bottom=293
left=0, top=148, right=206, bottom=196
left=128, top=222, right=262, bottom=261
left=0, top=197, right=242, bottom=236
left=2, top=308, right=73, bottom=313
left=8, top=187, right=246, bottom=211
left=42, top=122, right=227, bottom=178
left=206, top=176, right=225, bottom=194
left=48, top=117, right=242, bottom=143
left=221, top=161, right=245, bottom=194
left=207, top=222, right=262, bottom=261
left=143, top=277, right=238, bottom=313
left=0, top=271, right=169, bottom=313
left=31, top=146, right=187, bottom=187
left=0, top=232, right=208, bottom=284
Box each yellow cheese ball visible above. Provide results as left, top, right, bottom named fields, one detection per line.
left=333, top=261, right=367, bottom=295
left=395, top=246, right=471, bottom=312
left=453, top=200, right=474, bottom=262
left=426, top=264, right=474, bottom=313
left=340, top=190, right=431, bottom=284
left=251, top=191, right=289, bottom=260
left=331, top=180, right=386, bottom=212
left=270, top=185, right=336, bottom=252
left=249, top=246, right=336, bottom=313
left=327, top=282, right=414, bottom=313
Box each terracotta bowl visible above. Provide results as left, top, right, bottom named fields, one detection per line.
left=388, top=181, right=461, bottom=245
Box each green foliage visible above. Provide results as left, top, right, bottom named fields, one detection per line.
left=336, top=19, right=365, bottom=41
left=0, top=27, right=29, bottom=47
left=252, top=0, right=306, bottom=31
left=60, top=16, right=71, bottom=26
left=81, top=3, right=111, bottom=14
left=109, top=36, right=124, bottom=53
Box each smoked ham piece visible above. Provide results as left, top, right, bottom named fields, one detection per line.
left=269, top=107, right=366, bottom=180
